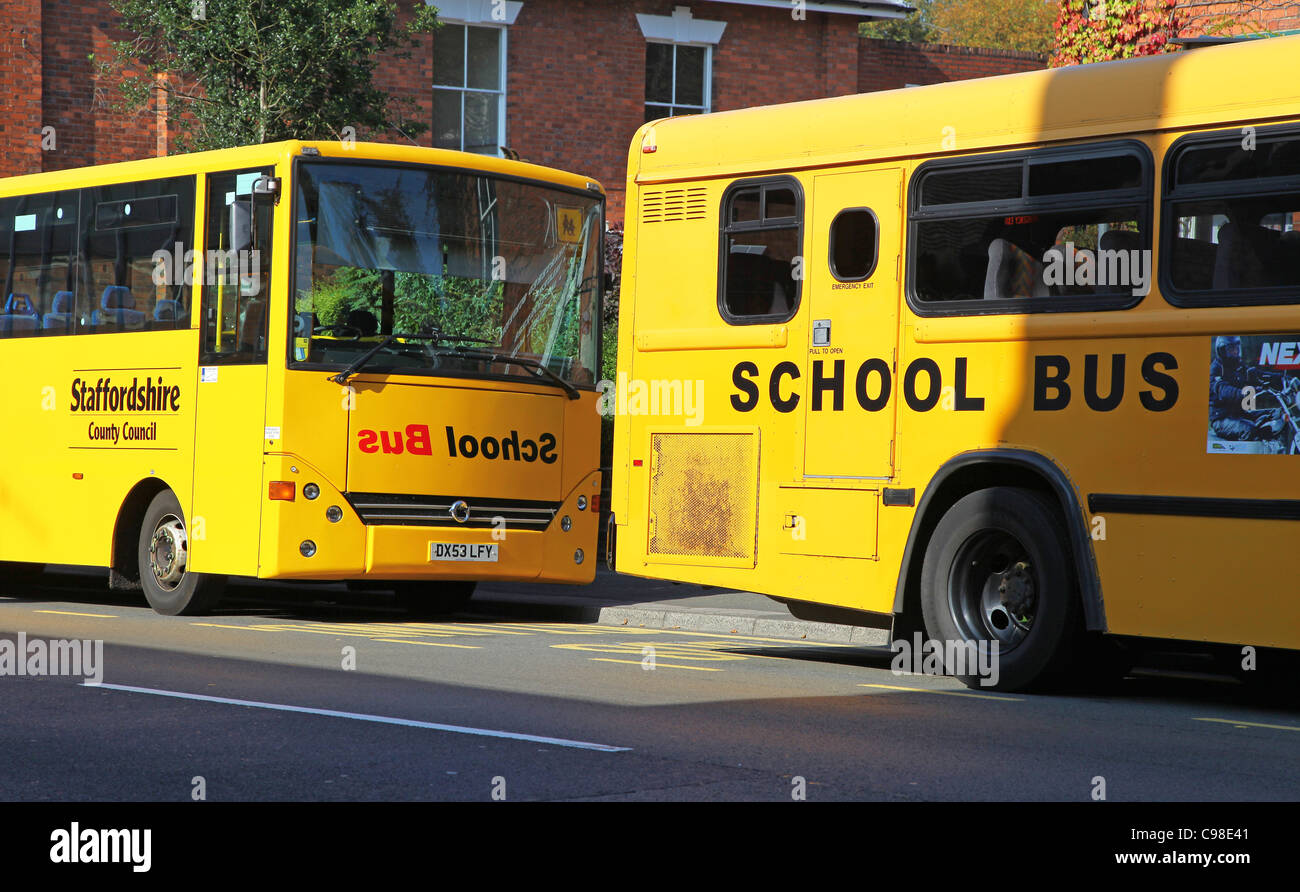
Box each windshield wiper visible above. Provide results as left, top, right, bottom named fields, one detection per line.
left=438, top=347, right=581, bottom=400
left=327, top=331, right=491, bottom=385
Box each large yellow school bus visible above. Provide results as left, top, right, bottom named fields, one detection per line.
left=0, top=141, right=604, bottom=615
left=611, top=36, right=1300, bottom=690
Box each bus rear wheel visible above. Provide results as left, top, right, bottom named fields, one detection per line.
left=920, top=487, right=1081, bottom=692
left=393, top=581, right=477, bottom=618
left=138, top=490, right=225, bottom=616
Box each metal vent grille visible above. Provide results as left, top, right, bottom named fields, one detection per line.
left=641, top=187, right=708, bottom=224
left=648, top=433, right=757, bottom=561
left=345, top=493, right=559, bottom=529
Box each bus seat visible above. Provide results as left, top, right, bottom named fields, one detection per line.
left=1, top=293, right=40, bottom=336
left=1098, top=229, right=1142, bottom=255
left=94, top=285, right=146, bottom=330
left=1171, top=237, right=1217, bottom=291
left=1213, top=222, right=1278, bottom=289
left=239, top=298, right=266, bottom=351
left=43, top=291, right=76, bottom=333
left=153, top=299, right=179, bottom=323
left=985, top=238, right=1047, bottom=298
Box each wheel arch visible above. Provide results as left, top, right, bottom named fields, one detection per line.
left=108, top=477, right=172, bottom=592
left=892, top=450, right=1105, bottom=632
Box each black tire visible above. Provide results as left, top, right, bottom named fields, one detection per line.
left=138, top=490, right=225, bottom=616
left=393, top=581, right=477, bottom=618
left=920, top=487, right=1082, bottom=692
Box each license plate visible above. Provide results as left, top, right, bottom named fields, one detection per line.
left=429, top=542, right=498, bottom=562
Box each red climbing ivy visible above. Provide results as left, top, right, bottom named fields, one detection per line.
left=1052, top=0, right=1181, bottom=67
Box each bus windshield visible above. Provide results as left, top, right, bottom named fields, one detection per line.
left=291, top=160, right=601, bottom=386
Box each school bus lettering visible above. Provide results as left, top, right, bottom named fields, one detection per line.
left=729, top=356, right=984, bottom=413
left=444, top=426, right=557, bottom=463
left=1033, top=352, right=1179, bottom=412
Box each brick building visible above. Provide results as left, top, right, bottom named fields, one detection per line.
left=0, top=0, right=1049, bottom=221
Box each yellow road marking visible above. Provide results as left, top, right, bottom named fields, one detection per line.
left=590, top=658, right=722, bottom=672
left=1194, top=717, right=1300, bottom=733
left=858, top=683, right=1023, bottom=702
left=371, top=638, right=480, bottom=649
left=35, top=610, right=118, bottom=618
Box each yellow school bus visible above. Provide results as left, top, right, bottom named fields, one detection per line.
left=0, top=141, right=604, bottom=615
left=611, top=36, right=1300, bottom=690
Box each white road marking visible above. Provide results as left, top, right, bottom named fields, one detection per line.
left=85, top=682, right=631, bottom=752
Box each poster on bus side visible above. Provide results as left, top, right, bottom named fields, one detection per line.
left=1208, top=334, right=1300, bottom=455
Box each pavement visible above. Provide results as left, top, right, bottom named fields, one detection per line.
left=472, top=567, right=893, bottom=647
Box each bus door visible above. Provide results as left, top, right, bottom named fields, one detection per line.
left=779, top=169, right=902, bottom=564
left=191, top=168, right=274, bottom=576
left=802, top=168, right=902, bottom=480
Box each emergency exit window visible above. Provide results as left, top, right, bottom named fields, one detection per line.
left=830, top=209, right=879, bottom=281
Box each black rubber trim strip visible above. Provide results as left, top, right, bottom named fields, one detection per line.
left=1088, top=493, right=1300, bottom=520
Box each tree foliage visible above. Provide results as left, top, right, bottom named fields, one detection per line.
left=861, top=0, right=1055, bottom=53
left=97, top=0, right=439, bottom=150
left=1052, top=0, right=1180, bottom=66
left=859, top=0, right=940, bottom=42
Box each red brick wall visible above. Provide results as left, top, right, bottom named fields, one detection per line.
left=858, top=37, right=1046, bottom=93
left=1178, top=1, right=1300, bottom=36
left=0, top=0, right=44, bottom=177
left=372, top=1, right=433, bottom=146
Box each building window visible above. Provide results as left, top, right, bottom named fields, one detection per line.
left=637, top=6, right=725, bottom=122
left=645, top=42, right=710, bottom=121
left=433, top=23, right=506, bottom=155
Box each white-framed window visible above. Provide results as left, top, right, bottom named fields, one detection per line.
left=637, top=6, right=726, bottom=123
left=644, top=42, right=711, bottom=121
left=429, top=1, right=523, bottom=156
left=433, top=22, right=507, bottom=155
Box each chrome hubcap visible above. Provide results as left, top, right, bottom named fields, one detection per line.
left=150, top=514, right=188, bottom=590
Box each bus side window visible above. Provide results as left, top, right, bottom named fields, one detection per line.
left=0, top=191, right=79, bottom=338
left=81, top=176, right=195, bottom=333
left=201, top=169, right=272, bottom=363
left=719, top=178, right=803, bottom=324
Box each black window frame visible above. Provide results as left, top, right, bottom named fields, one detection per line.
left=199, top=166, right=274, bottom=366
left=717, top=175, right=804, bottom=327
left=906, top=139, right=1154, bottom=317
left=1160, top=123, right=1300, bottom=308
left=828, top=207, right=881, bottom=283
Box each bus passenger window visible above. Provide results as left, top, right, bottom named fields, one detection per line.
left=909, top=146, right=1151, bottom=312
left=829, top=209, right=879, bottom=281
left=719, top=179, right=803, bottom=324
left=1165, top=129, right=1300, bottom=303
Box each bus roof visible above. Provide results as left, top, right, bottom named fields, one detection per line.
left=0, top=140, right=604, bottom=198
left=634, top=35, right=1300, bottom=183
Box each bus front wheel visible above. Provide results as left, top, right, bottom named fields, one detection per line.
left=138, top=490, right=225, bottom=616
left=919, top=487, right=1081, bottom=692
left=393, top=581, right=477, bottom=618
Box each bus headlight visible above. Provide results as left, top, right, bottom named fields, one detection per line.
left=300, top=540, right=317, bottom=557
left=326, top=506, right=343, bottom=523
left=574, top=548, right=584, bottom=564
left=304, top=483, right=320, bottom=500
left=561, top=515, right=572, bottom=532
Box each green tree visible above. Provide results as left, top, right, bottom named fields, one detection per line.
left=859, top=0, right=939, bottom=42
left=860, top=0, right=1055, bottom=52
left=930, top=0, right=1057, bottom=53
left=97, top=0, right=440, bottom=150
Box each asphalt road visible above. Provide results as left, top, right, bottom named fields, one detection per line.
left=1, top=568, right=1298, bottom=803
